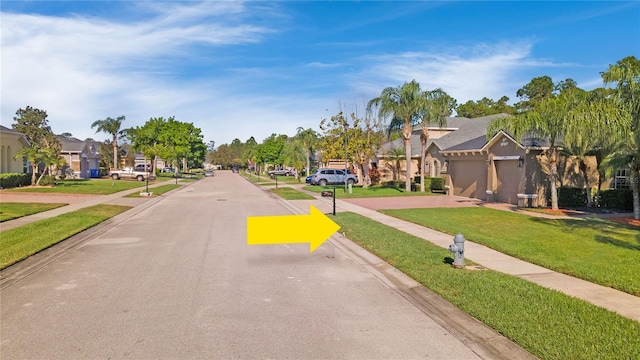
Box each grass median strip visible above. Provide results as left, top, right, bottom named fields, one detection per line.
left=125, top=184, right=182, bottom=197
left=380, top=207, right=640, bottom=297
left=332, top=212, right=639, bottom=360
left=269, top=187, right=315, bottom=200
left=0, top=204, right=131, bottom=269
left=0, top=203, right=67, bottom=222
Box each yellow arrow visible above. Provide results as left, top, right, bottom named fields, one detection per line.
left=247, top=205, right=340, bottom=253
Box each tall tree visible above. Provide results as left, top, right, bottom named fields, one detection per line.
left=418, top=88, right=456, bottom=192
left=295, top=127, right=319, bottom=176
left=564, top=88, right=631, bottom=207
left=489, top=77, right=576, bottom=210
left=255, top=134, right=287, bottom=170
left=515, top=75, right=555, bottom=112
left=319, top=111, right=383, bottom=188
left=601, top=56, right=640, bottom=219
left=456, top=96, right=515, bottom=118
left=281, top=137, right=306, bottom=179
left=12, top=106, right=62, bottom=185
left=127, top=117, right=206, bottom=173
left=368, top=80, right=426, bottom=192
left=91, top=115, right=125, bottom=170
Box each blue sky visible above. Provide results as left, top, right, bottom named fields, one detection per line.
left=2, top=1, right=639, bottom=146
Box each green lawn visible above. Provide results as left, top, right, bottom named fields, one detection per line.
left=0, top=202, right=68, bottom=222
left=380, top=207, right=640, bottom=296
left=125, top=184, right=182, bottom=197
left=332, top=212, right=640, bottom=360
left=240, top=172, right=276, bottom=185
left=7, top=179, right=152, bottom=195
left=0, top=204, right=131, bottom=269
left=303, top=184, right=440, bottom=198
left=269, top=187, right=315, bottom=200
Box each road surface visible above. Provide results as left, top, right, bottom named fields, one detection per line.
left=1, top=171, right=483, bottom=359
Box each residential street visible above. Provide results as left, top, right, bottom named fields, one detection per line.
left=1, top=171, right=483, bottom=359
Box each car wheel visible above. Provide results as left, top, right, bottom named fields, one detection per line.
left=137, top=175, right=144, bottom=181
left=319, top=179, right=327, bottom=186
left=347, top=178, right=355, bottom=185
left=111, top=174, right=119, bottom=180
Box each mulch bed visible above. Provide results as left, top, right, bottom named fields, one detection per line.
left=607, top=217, right=640, bottom=227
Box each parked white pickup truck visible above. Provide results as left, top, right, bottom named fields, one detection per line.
left=108, top=167, right=154, bottom=181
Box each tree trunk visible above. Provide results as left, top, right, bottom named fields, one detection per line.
left=30, top=162, right=38, bottom=185
left=633, top=169, right=640, bottom=220
left=548, top=148, right=559, bottom=210
left=579, top=161, right=592, bottom=207
left=112, top=137, right=119, bottom=170
left=420, top=127, right=428, bottom=192
left=36, top=166, right=49, bottom=186
left=402, top=121, right=412, bottom=192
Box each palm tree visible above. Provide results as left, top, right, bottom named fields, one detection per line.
left=368, top=80, right=426, bottom=192
left=384, top=145, right=406, bottom=183
left=295, top=127, right=319, bottom=176
left=564, top=90, right=631, bottom=207
left=419, top=89, right=455, bottom=192
left=601, top=56, right=640, bottom=219
left=489, top=92, right=573, bottom=210
left=281, top=137, right=306, bottom=179
left=92, top=116, right=125, bottom=170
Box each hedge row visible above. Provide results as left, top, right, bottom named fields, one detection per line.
left=0, top=173, right=30, bottom=188
left=557, top=187, right=633, bottom=211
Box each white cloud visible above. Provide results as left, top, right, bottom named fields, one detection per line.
left=352, top=41, right=540, bottom=105
left=0, top=2, right=285, bottom=145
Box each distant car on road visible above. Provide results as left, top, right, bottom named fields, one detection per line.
left=204, top=170, right=214, bottom=177
left=268, top=169, right=292, bottom=176
left=310, top=168, right=358, bottom=186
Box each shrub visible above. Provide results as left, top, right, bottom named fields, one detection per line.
left=0, top=173, right=30, bottom=188
left=38, top=175, right=56, bottom=186
left=558, top=187, right=588, bottom=207
left=599, top=189, right=633, bottom=211
left=382, top=180, right=404, bottom=188
left=429, top=177, right=445, bottom=191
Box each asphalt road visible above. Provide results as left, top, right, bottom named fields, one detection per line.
left=1, top=172, right=482, bottom=359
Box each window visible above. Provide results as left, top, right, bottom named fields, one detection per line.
left=614, top=169, right=630, bottom=189
left=335, top=170, right=344, bottom=175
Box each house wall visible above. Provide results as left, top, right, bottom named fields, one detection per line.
left=0, top=131, right=28, bottom=173
left=377, top=158, right=421, bottom=182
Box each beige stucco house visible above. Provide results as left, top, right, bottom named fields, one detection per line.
left=0, top=125, right=29, bottom=174
left=376, top=114, right=607, bottom=207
